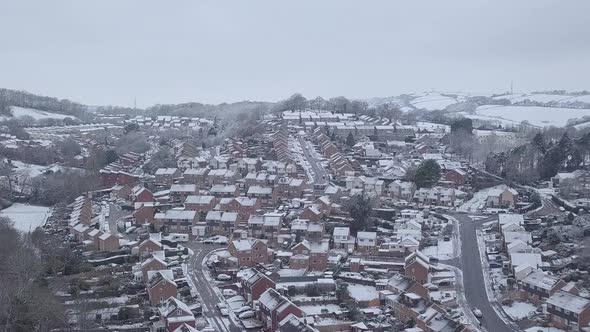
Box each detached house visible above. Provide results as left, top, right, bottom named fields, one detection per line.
left=258, top=288, right=303, bottom=332
left=227, top=239, right=270, bottom=267
left=147, top=270, right=178, bottom=305
left=356, top=231, right=377, bottom=254
left=333, top=227, right=355, bottom=252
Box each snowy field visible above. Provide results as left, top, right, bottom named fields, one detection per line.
left=0, top=106, right=78, bottom=121
left=422, top=239, right=454, bottom=260
left=411, top=93, right=458, bottom=110
left=475, top=105, right=590, bottom=127
left=458, top=112, right=522, bottom=128
left=497, top=93, right=590, bottom=105
left=0, top=203, right=52, bottom=232
left=347, top=284, right=379, bottom=302
left=502, top=301, right=537, bottom=320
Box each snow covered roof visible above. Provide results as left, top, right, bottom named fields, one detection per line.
left=547, top=291, right=590, bottom=313
left=357, top=231, right=377, bottom=240
left=522, top=270, right=561, bottom=291
left=155, top=168, right=178, bottom=175
left=259, top=288, right=285, bottom=311
left=155, top=209, right=196, bottom=220
left=231, top=239, right=253, bottom=251
left=333, top=227, right=350, bottom=237
left=498, top=214, right=524, bottom=226
left=184, top=195, right=215, bottom=204
left=247, top=186, right=273, bottom=195
left=170, top=184, right=196, bottom=192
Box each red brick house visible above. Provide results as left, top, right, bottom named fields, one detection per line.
left=239, top=269, right=276, bottom=303
left=100, top=169, right=140, bottom=188
left=519, top=271, right=567, bottom=305
left=141, top=256, right=167, bottom=281
left=154, top=209, right=198, bottom=234
left=299, top=206, right=321, bottom=222
left=133, top=202, right=156, bottom=225
left=147, top=271, right=178, bottom=305
left=404, top=251, right=430, bottom=285
left=290, top=240, right=329, bottom=271
left=158, top=297, right=195, bottom=331
left=137, top=237, right=162, bottom=257
left=132, top=185, right=154, bottom=203
left=227, top=239, right=270, bottom=267
left=98, top=232, right=119, bottom=252
left=444, top=169, right=467, bottom=187
left=184, top=195, right=216, bottom=214
left=258, top=288, right=303, bottom=332
left=547, top=291, right=590, bottom=331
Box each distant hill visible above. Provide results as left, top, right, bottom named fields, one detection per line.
left=0, top=88, right=89, bottom=120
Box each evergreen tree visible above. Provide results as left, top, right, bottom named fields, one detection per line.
left=414, top=159, right=441, bottom=188
left=531, top=132, right=546, bottom=153
left=346, top=132, right=355, bottom=147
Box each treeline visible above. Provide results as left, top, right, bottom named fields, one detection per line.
left=0, top=218, right=65, bottom=331
left=485, top=131, right=590, bottom=184
left=0, top=88, right=89, bottom=120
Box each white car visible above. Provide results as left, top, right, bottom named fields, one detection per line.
left=234, top=305, right=251, bottom=314
left=238, top=310, right=255, bottom=319
left=216, top=303, right=229, bottom=316
left=222, top=289, right=237, bottom=297
left=472, top=308, right=483, bottom=318
left=216, top=274, right=232, bottom=281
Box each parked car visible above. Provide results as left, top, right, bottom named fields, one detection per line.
left=216, top=303, right=229, bottom=316
left=238, top=310, right=255, bottom=319
left=234, top=306, right=251, bottom=314
left=222, top=289, right=237, bottom=297
left=216, top=274, right=232, bottom=281
left=472, top=308, right=483, bottom=318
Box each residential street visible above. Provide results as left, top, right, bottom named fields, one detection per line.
left=298, top=137, right=328, bottom=186
left=449, top=213, right=520, bottom=332
left=185, top=243, right=242, bottom=332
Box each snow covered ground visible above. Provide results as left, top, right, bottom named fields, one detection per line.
left=300, top=304, right=341, bottom=316
left=422, top=239, right=454, bottom=260
left=0, top=106, right=78, bottom=121
left=475, top=105, right=590, bottom=127
left=411, top=93, right=458, bottom=110
left=458, top=184, right=511, bottom=212
left=525, top=327, right=564, bottom=332
left=0, top=203, right=52, bottom=232
left=502, top=301, right=537, bottom=320
left=497, top=93, right=590, bottom=105
left=347, top=284, right=378, bottom=302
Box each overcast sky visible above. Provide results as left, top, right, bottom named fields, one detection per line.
left=0, top=1, right=588, bottom=108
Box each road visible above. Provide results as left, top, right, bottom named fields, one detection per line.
left=448, top=213, right=519, bottom=332
left=186, top=243, right=242, bottom=332
left=298, top=137, right=328, bottom=186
